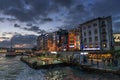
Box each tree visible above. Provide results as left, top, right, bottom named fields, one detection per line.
left=108, top=47, right=120, bottom=59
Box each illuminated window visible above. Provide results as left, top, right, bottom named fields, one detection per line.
left=89, top=44, right=93, bottom=48
left=103, top=43, right=107, bottom=48
left=70, top=41, right=74, bottom=43
left=84, top=44, right=87, bottom=48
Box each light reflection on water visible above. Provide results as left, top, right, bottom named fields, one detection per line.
left=0, top=54, right=45, bottom=80
left=44, top=67, right=120, bottom=80
left=0, top=54, right=120, bottom=80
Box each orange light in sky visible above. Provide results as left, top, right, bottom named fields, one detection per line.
left=0, top=32, right=13, bottom=41
left=14, top=44, right=30, bottom=48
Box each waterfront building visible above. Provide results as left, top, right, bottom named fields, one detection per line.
left=36, top=16, right=114, bottom=56
left=49, top=29, right=69, bottom=51
left=0, top=47, right=7, bottom=53
left=47, top=33, right=54, bottom=51
left=52, top=32, right=58, bottom=51
left=46, top=29, right=68, bottom=52
left=68, top=28, right=80, bottom=51
left=37, top=34, right=48, bottom=51
left=56, top=29, right=68, bottom=51
left=80, top=16, right=114, bottom=52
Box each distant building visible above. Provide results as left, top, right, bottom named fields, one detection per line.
left=47, top=33, right=54, bottom=51
left=0, top=47, right=7, bottom=53
left=37, top=34, right=48, bottom=51
left=43, top=29, right=68, bottom=52
left=80, top=16, right=114, bottom=52
left=14, top=48, right=32, bottom=54
left=55, top=29, right=68, bottom=51
left=53, top=29, right=68, bottom=51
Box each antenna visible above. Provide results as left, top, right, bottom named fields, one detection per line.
left=10, top=38, right=13, bottom=50
left=11, top=38, right=12, bottom=49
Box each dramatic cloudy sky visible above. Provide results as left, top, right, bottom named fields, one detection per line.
left=0, top=0, right=120, bottom=48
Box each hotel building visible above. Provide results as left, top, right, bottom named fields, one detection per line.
left=80, top=16, right=114, bottom=52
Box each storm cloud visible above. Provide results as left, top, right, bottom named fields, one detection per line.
left=113, top=22, right=120, bottom=33
left=0, top=0, right=57, bottom=22
left=14, top=24, right=21, bottom=28
left=22, top=26, right=46, bottom=34
left=0, top=37, right=9, bottom=40
left=0, top=0, right=120, bottom=48
left=90, top=0, right=120, bottom=33
left=0, top=0, right=119, bottom=32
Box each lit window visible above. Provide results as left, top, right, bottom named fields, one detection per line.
left=103, top=43, right=107, bottom=48
left=84, top=44, right=87, bottom=48
left=89, top=44, right=93, bottom=48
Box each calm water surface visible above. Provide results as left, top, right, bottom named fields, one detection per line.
left=0, top=54, right=120, bottom=80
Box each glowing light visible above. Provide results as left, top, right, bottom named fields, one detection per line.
left=0, top=32, right=13, bottom=41
left=63, top=49, right=66, bottom=51
left=51, top=51, right=57, bottom=54
left=81, top=52, right=88, bottom=55
left=0, top=38, right=4, bottom=42
left=83, top=48, right=100, bottom=50
left=14, top=44, right=30, bottom=48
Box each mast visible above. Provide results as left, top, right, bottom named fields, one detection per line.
left=11, top=38, right=12, bottom=49
left=10, top=38, right=13, bottom=51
